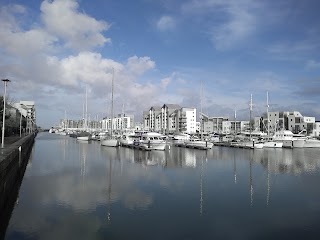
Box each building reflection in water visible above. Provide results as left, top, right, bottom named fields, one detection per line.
left=253, top=148, right=320, bottom=175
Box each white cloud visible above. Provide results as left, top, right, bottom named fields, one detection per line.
left=157, top=15, right=176, bottom=31
left=126, top=56, right=155, bottom=75
left=0, top=1, right=163, bottom=127
left=40, top=0, right=111, bottom=51
left=211, top=7, right=256, bottom=50
left=306, top=60, right=320, bottom=70
left=181, top=0, right=257, bottom=50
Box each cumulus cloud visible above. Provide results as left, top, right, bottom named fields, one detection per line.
left=160, top=77, right=171, bottom=89
left=0, top=1, right=162, bottom=127
left=157, top=15, right=176, bottom=31
left=40, top=0, right=111, bottom=51
left=126, top=56, right=155, bottom=75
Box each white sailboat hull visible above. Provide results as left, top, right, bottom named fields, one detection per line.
left=140, top=140, right=166, bottom=150
left=185, top=140, right=213, bottom=150
left=101, top=139, right=119, bottom=147
left=77, top=136, right=90, bottom=141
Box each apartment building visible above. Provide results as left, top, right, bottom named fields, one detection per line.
left=254, top=111, right=316, bottom=135
left=201, top=114, right=228, bottom=133
left=222, top=121, right=250, bottom=134
left=102, top=114, right=134, bottom=132
left=143, top=104, right=197, bottom=134
left=14, top=101, right=36, bottom=133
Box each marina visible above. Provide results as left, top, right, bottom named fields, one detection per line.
left=3, top=132, right=320, bottom=239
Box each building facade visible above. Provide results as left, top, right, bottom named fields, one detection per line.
left=102, top=114, right=134, bottom=132
left=143, top=104, right=197, bottom=134
left=14, top=101, right=36, bottom=133
left=201, top=114, right=228, bottom=134
left=255, top=111, right=316, bottom=135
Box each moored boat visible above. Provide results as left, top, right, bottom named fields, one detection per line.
left=101, top=136, right=119, bottom=147
left=263, top=141, right=283, bottom=148
left=77, top=131, right=91, bottom=141
left=133, top=132, right=166, bottom=151
left=185, top=137, right=213, bottom=150
left=119, top=133, right=135, bottom=147
left=303, top=138, right=320, bottom=148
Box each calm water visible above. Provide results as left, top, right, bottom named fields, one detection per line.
left=4, top=132, right=320, bottom=239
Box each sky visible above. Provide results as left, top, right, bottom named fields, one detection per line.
left=0, top=0, right=320, bottom=128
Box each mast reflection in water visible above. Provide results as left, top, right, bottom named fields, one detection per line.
left=4, top=132, right=320, bottom=240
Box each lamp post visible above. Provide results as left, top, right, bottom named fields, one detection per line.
left=1, top=79, right=11, bottom=148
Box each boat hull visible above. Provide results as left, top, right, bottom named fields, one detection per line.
left=141, top=141, right=166, bottom=151
left=101, top=139, right=119, bottom=147
left=185, top=140, right=213, bottom=150
left=263, top=141, right=283, bottom=148
left=77, top=136, right=90, bottom=141
left=304, top=139, right=320, bottom=148
left=293, top=139, right=305, bottom=148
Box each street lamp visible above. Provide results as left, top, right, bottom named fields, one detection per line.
left=1, top=79, right=11, bottom=148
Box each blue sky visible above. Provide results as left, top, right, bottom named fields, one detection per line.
left=0, top=0, right=320, bottom=128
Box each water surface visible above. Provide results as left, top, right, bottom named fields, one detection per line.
left=4, top=132, right=320, bottom=239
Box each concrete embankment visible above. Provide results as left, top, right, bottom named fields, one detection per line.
left=0, top=133, right=36, bottom=239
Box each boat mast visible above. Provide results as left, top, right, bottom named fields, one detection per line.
left=121, top=103, right=124, bottom=132
left=85, top=86, right=88, bottom=131
left=110, top=68, right=114, bottom=137
left=200, top=81, right=203, bottom=140
left=266, top=91, right=269, bottom=137
left=234, top=109, right=237, bottom=140
left=249, top=94, right=253, bottom=140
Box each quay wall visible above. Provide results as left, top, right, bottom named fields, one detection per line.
left=0, top=133, right=36, bottom=239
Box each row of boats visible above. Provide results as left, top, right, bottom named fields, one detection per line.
left=213, top=130, right=320, bottom=149
left=102, top=131, right=214, bottom=150
left=53, top=129, right=214, bottom=150
left=52, top=128, right=320, bottom=150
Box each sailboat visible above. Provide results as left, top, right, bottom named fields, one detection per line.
left=184, top=81, right=213, bottom=150
left=101, top=68, right=119, bottom=147
left=263, top=91, right=283, bottom=148
left=77, top=87, right=91, bottom=141
left=238, top=94, right=264, bottom=149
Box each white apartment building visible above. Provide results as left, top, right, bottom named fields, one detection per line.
left=13, top=101, right=36, bottom=133
left=311, top=122, right=320, bottom=137
left=102, top=114, right=134, bottom=132
left=222, top=121, right=250, bottom=134
left=143, top=104, right=197, bottom=134
left=255, top=111, right=316, bottom=135
left=201, top=114, right=228, bottom=133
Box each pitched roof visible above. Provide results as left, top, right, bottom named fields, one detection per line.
left=163, top=104, right=181, bottom=109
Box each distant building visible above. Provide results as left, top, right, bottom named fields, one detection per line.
left=255, top=111, right=316, bottom=135
left=13, top=101, right=36, bottom=133
left=311, top=122, right=320, bottom=137
left=222, top=120, right=250, bottom=134
left=201, top=114, right=228, bottom=133
left=143, top=104, right=197, bottom=134
left=102, top=114, right=134, bottom=132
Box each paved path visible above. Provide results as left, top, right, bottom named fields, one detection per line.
left=1, top=135, right=25, bottom=147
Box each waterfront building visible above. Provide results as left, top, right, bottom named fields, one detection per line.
left=286, top=111, right=315, bottom=134
left=143, top=104, right=197, bottom=134
left=311, top=122, right=320, bottom=137
left=201, top=114, right=228, bottom=134
left=255, top=111, right=316, bottom=135
left=102, top=114, right=134, bottom=132
left=222, top=120, right=249, bottom=134
left=14, top=101, right=36, bottom=133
